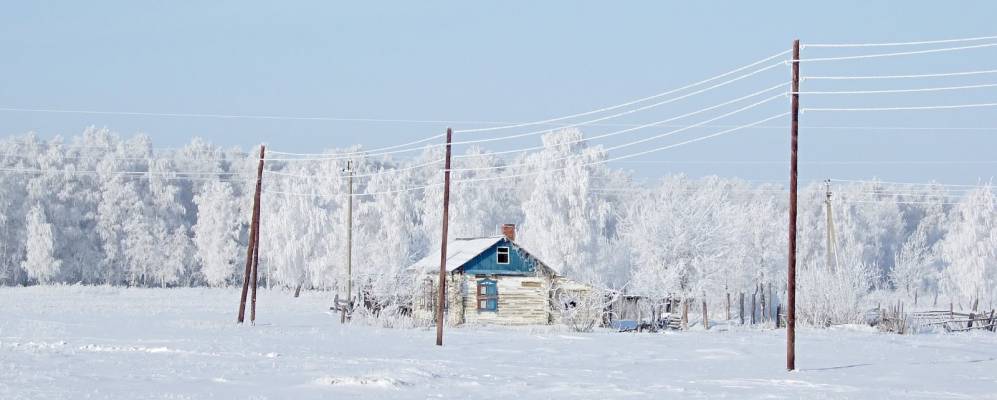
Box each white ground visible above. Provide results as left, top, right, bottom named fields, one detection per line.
left=2, top=286, right=996, bottom=399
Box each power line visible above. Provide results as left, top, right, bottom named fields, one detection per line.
left=805, top=103, right=997, bottom=112
left=805, top=35, right=997, bottom=48
left=800, top=42, right=997, bottom=62
left=449, top=94, right=784, bottom=173
left=448, top=64, right=785, bottom=146
left=264, top=113, right=787, bottom=197
left=451, top=49, right=791, bottom=134
left=613, top=160, right=997, bottom=165
left=264, top=158, right=443, bottom=181
left=451, top=83, right=788, bottom=161
left=794, top=82, right=997, bottom=95
left=828, top=179, right=994, bottom=188
left=267, top=134, right=445, bottom=158
left=452, top=112, right=789, bottom=184
left=805, top=69, right=997, bottom=80
left=0, top=167, right=251, bottom=181
left=265, top=68, right=787, bottom=163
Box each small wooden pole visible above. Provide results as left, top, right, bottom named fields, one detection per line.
left=726, top=292, right=731, bottom=321
left=681, top=298, right=689, bottom=330
left=238, top=145, right=266, bottom=324
left=760, top=283, right=767, bottom=323
left=739, top=292, right=745, bottom=325
left=787, top=38, right=801, bottom=372
left=751, top=290, right=757, bottom=325
left=435, top=128, right=453, bottom=346
left=702, top=297, right=709, bottom=330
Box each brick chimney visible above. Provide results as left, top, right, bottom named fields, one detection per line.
left=501, top=224, right=516, bottom=242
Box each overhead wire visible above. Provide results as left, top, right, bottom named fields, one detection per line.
left=264, top=112, right=788, bottom=197
left=260, top=57, right=786, bottom=162
left=451, top=49, right=792, bottom=134
left=800, top=42, right=997, bottom=63
left=805, top=103, right=997, bottom=112
left=805, top=69, right=997, bottom=80
left=449, top=94, right=785, bottom=173
left=794, top=82, right=997, bottom=95
left=451, top=82, right=789, bottom=161
left=446, top=63, right=786, bottom=146
left=805, top=35, right=997, bottom=48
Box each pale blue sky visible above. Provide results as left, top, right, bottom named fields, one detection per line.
left=2, top=1, right=996, bottom=184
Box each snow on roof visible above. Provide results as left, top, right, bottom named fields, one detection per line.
left=407, top=236, right=505, bottom=273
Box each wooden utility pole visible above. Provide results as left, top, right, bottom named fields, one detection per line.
left=250, top=216, right=261, bottom=324
left=342, top=160, right=353, bottom=324
left=435, top=128, right=453, bottom=346
left=787, top=39, right=800, bottom=371
left=824, top=179, right=838, bottom=270
left=238, top=144, right=266, bottom=324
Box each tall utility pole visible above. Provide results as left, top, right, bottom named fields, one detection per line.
left=787, top=39, right=800, bottom=371
left=238, top=144, right=266, bottom=324
left=824, top=179, right=838, bottom=271
left=250, top=210, right=261, bottom=324
left=436, top=128, right=453, bottom=347
left=343, top=160, right=353, bottom=324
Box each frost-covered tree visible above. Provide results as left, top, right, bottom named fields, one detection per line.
left=939, top=186, right=997, bottom=304
left=891, top=228, right=934, bottom=295
left=519, top=129, right=613, bottom=285
left=193, top=180, right=241, bottom=286
left=620, top=175, right=737, bottom=299
left=21, top=205, right=61, bottom=283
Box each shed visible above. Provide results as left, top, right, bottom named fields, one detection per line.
left=407, top=224, right=587, bottom=325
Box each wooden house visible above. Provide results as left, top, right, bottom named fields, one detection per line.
left=407, top=224, right=587, bottom=326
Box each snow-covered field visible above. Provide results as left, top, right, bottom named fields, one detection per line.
left=2, top=286, right=996, bottom=399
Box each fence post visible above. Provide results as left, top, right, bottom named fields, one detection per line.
left=681, top=298, right=689, bottom=330
left=726, top=292, right=731, bottom=321
left=739, top=292, right=745, bottom=325
left=751, top=290, right=757, bottom=325
left=703, top=297, right=710, bottom=330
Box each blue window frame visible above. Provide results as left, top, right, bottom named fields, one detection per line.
left=476, top=279, right=498, bottom=311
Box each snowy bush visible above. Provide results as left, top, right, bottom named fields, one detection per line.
left=797, top=259, right=875, bottom=326
left=552, top=286, right=616, bottom=332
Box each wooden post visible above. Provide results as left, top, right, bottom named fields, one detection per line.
left=776, top=304, right=782, bottom=328
left=751, top=290, right=757, bottom=325
left=702, top=297, right=709, bottom=330
left=726, top=292, right=731, bottom=321
left=760, top=283, right=767, bottom=323
left=739, top=292, right=745, bottom=325
left=681, top=298, right=689, bottom=330
left=787, top=39, right=800, bottom=371
left=435, top=128, right=453, bottom=346
left=238, top=145, right=266, bottom=324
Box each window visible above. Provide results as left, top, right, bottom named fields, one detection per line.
left=476, top=279, right=498, bottom=311
left=496, top=247, right=510, bottom=264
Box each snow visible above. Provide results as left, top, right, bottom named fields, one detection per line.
left=3, top=286, right=997, bottom=399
